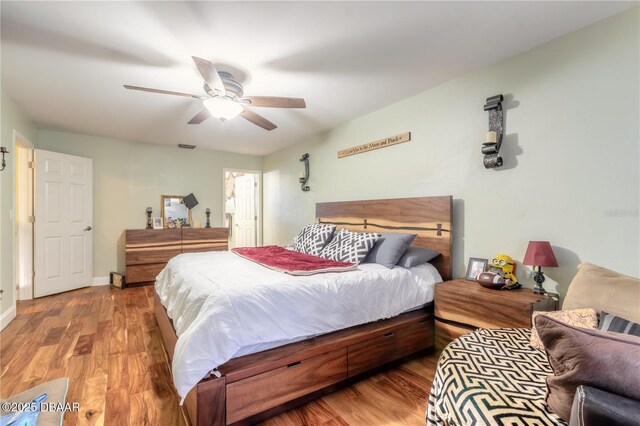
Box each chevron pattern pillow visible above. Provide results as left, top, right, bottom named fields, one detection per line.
left=292, top=224, right=336, bottom=256
left=320, top=229, right=381, bottom=264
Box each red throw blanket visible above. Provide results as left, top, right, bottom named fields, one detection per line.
left=232, top=246, right=356, bottom=275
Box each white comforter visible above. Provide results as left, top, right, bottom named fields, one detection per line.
left=155, top=250, right=441, bottom=401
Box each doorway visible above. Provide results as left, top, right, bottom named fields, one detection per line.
left=223, top=169, right=261, bottom=249
left=14, top=132, right=34, bottom=300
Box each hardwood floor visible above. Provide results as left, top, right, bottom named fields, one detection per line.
left=0, top=286, right=439, bottom=425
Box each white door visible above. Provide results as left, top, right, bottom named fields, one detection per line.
left=234, top=174, right=256, bottom=248
left=34, top=150, right=93, bottom=297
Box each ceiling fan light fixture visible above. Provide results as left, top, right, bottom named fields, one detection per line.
left=203, top=97, right=243, bottom=120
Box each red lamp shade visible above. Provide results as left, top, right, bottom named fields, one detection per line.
left=523, top=241, right=558, bottom=267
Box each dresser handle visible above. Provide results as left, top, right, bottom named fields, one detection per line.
left=384, top=332, right=394, bottom=338
left=287, top=361, right=301, bottom=368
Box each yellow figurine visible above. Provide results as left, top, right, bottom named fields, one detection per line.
left=489, top=254, right=521, bottom=289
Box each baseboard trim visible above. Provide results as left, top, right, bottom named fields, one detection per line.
left=0, top=305, right=17, bottom=331
left=92, top=276, right=110, bottom=286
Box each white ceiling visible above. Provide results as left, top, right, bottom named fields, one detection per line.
left=1, top=1, right=634, bottom=156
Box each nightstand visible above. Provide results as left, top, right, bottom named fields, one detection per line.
left=434, top=278, right=559, bottom=350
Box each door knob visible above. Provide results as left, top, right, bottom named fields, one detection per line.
left=84, top=226, right=92, bottom=231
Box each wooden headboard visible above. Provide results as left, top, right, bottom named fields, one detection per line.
left=316, top=196, right=453, bottom=280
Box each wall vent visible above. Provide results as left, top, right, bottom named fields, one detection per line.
left=178, top=144, right=196, bottom=149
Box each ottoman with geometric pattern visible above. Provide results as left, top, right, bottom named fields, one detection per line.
left=426, top=328, right=565, bottom=425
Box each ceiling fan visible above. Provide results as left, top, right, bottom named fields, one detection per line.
left=124, top=56, right=306, bottom=131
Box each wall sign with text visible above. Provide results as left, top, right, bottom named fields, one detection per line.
left=337, top=132, right=411, bottom=158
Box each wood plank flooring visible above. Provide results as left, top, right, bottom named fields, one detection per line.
left=0, top=285, right=439, bottom=425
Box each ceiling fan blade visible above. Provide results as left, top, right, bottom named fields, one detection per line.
left=240, top=108, right=277, bottom=131
left=240, top=96, right=306, bottom=108
left=191, top=56, right=225, bottom=96
left=123, top=85, right=203, bottom=99
left=188, top=108, right=211, bottom=125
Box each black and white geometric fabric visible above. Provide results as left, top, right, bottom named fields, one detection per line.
left=292, top=224, right=336, bottom=256
left=320, top=229, right=381, bottom=264
left=426, top=328, right=566, bottom=426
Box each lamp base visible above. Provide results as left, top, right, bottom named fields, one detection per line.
left=532, top=268, right=546, bottom=294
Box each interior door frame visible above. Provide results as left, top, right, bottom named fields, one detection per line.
left=13, top=130, right=35, bottom=301
left=222, top=168, right=262, bottom=247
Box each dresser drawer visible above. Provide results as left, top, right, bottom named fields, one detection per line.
left=226, top=349, right=347, bottom=424
left=434, top=281, right=557, bottom=329
left=125, top=229, right=181, bottom=245
left=182, top=228, right=228, bottom=253
left=181, top=244, right=227, bottom=254
left=125, top=245, right=181, bottom=265
left=436, top=288, right=529, bottom=328
left=126, top=263, right=166, bottom=283
left=347, top=319, right=432, bottom=377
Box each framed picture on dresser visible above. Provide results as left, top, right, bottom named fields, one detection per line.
left=152, top=217, right=162, bottom=229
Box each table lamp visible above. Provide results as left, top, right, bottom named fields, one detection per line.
left=523, top=241, right=558, bottom=294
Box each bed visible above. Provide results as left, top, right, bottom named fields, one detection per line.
left=154, top=196, right=453, bottom=425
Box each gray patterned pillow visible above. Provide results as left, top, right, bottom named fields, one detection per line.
left=292, top=224, right=336, bottom=256
left=320, top=229, right=381, bottom=264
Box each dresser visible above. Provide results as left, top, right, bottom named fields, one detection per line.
left=434, top=279, right=558, bottom=350
left=125, top=228, right=229, bottom=284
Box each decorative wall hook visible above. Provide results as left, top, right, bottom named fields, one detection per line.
left=482, top=94, right=504, bottom=169
left=0, top=147, right=9, bottom=172
left=299, top=153, right=310, bottom=192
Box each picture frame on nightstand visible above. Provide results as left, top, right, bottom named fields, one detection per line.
left=466, top=257, right=488, bottom=281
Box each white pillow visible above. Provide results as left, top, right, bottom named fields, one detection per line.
left=320, top=229, right=381, bottom=264
left=292, top=224, right=336, bottom=256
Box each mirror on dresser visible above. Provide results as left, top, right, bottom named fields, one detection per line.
left=161, top=194, right=191, bottom=228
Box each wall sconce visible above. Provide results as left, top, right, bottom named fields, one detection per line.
left=481, top=94, right=504, bottom=169
left=299, top=153, right=310, bottom=192
left=0, top=147, right=9, bottom=172
left=146, top=207, right=153, bottom=229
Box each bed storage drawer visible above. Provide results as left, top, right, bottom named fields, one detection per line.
left=226, top=349, right=347, bottom=424
left=347, top=319, right=432, bottom=377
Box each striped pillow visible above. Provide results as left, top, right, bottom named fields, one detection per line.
left=599, top=312, right=640, bottom=337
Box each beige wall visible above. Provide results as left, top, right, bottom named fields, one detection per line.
left=0, top=88, right=38, bottom=317
left=263, top=9, right=640, bottom=300
left=37, top=130, right=262, bottom=278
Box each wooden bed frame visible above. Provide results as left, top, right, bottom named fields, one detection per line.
left=154, top=196, right=452, bottom=425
